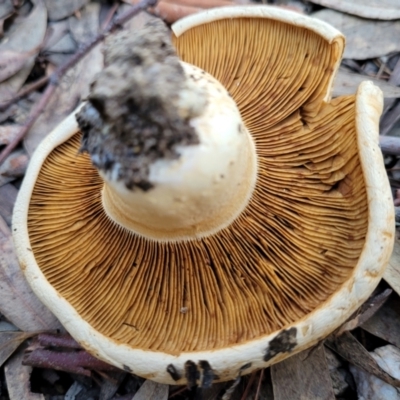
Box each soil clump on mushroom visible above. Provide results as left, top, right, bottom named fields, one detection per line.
left=76, top=20, right=205, bottom=191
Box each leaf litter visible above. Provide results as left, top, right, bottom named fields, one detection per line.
left=0, top=0, right=400, bottom=399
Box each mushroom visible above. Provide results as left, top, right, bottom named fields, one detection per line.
left=13, top=6, right=394, bottom=385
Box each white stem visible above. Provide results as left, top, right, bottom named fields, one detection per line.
left=101, top=63, right=258, bottom=242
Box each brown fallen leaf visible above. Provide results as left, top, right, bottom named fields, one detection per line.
left=44, top=0, right=90, bottom=21
left=132, top=379, right=169, bottom=400
left=0, top=0, right=47, bottom=101
left=384, top=236, right=400, bottom=296
left=0, top=183, right=18, bottom=226
left=361, top=294, right=400, bottom=349
left=307, top=0, right=400, bottom=20
left=4, top=343, right=45, bottom=400
left=0, top=215, right=61, bottom=331
left=312, top=9, right=400, bottom=60
left=333, top=68, right=400, bottom=98
left=271, top=344, right=335, bottom=400
left=0, top=331, right=34, bottom=368
left=325, top=331, right=400, bottom=388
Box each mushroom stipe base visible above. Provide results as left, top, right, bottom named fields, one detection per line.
left=13, top=6, right=395, bottom=385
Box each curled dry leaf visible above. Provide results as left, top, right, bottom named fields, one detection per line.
left=0, top=0, right=47, bottom=101
left=0, top=215, right=60, bottom=331
left=307, top=0, right=400, bottom=20
left=333, top=69, right=400, bottom=98
left=312, top=9, right=400, bottom=60
left=271, top=345, right=335, bottom=400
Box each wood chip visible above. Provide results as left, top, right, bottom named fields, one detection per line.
left=131, top=380, right=169, bottom=400
left=271, top=344, right=335, bottom=400
left=0, top=215, right=61, bottom=331
left=362, top=294, right=400, bottom=348
left=4, top=343, right=45, bottom=400
left=383, top=236, right=400, bottom=297
left=325, top=331, right=400, bottom=388
left=312, top=9, right=400, bottom=60
left=333, top=69, right=400, bottom=98
left=307, top=0, right=400, bottom=20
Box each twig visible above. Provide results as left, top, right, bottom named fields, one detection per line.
left=0, top=0, right=159, bottom=166
left=240, top=371, right=257, bottom=400
left=101, top=1, right=120, bottom=31
left=254, top=369, right=264, bottom=400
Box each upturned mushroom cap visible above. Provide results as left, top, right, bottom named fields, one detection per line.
left=13, top=6, right=394, bottom=385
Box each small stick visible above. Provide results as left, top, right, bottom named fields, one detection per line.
left=0, top=0, right=159, bottom=166
left=254, top=369, right=264, bottom=400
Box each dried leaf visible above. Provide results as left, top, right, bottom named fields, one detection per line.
left=0, top=183, right=18, bottom=226
left=307, top=0, right=400, bottom=20
left=132, top=379, right=169, bottom=400
left=333, top=69, right=400, bottom=98
left=337, top=289, right=392, bottom=334
left=271, top=344, right=335, bottom=400
left=4, top=343, right=45, bottom=400
left=0, top=331, right=33, bottom=368
left=325, top=331, right=400, bottom=388
left=42, top=20, right=70, bottom=52
left=44, top=0, right=90, bottom=21
left=362, top=295, right=400, bottom=348
left=124, top=0, right=243, bottom=23
left=0, top=47, right=40, bottom=83
left=0, top=0, right=14, bottom=20
left=350, top=345, right=400, bottom=400
left=384, top=237, right=400, bottom=297
left=0, top=215, right=61, bottom=331
left=0, top=0, right=47, bottom=100
left=24, top=3, right=103, bottom=155
left=0, top=149, right=28, bottom=186
left=312, top=9, right=400, bottom=60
